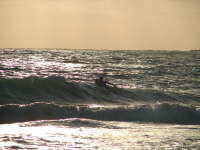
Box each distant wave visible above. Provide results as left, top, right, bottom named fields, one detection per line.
left=0, top=76, right=199, bottom=105
left=0, top=102, right=200, bottom=124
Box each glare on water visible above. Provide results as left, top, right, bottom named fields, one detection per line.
left=1, top=119, right=200, bottom=149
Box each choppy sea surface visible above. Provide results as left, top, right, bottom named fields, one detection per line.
left=0, top=48, right=200, bottom=149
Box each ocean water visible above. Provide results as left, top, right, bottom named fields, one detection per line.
left=0, top=48, right=200, bottom=149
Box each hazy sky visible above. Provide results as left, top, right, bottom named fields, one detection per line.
left=0, top=0, right=200, bottom=50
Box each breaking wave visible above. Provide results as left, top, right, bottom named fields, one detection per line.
left=0, top=76, right=200, bottom=124
left=0, top=76, right=199, bottom=105
left=0, top=102, right=200, bottom=124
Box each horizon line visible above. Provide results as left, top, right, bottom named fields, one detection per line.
left=0, top=48, right=200, bottom=51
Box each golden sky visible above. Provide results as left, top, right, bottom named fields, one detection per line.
left=0, top=0, right=200, bottom=50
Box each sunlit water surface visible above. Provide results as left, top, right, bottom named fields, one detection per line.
left=0, top=119, right=200, bottom=150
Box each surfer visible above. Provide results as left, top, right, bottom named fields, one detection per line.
left=95, top=76, right=116, bottom=88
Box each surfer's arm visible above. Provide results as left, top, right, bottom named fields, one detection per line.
left=105, top=81, right=117, bottom=87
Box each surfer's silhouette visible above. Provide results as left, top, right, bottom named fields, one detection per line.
left=95, top=76, right=116, bottom=88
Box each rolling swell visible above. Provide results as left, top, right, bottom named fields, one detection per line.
left=0, top=76, right=135, bottom=104
left=0, top=102, right=200, bottom=124
left=1, top=76, right=199, bottom=105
